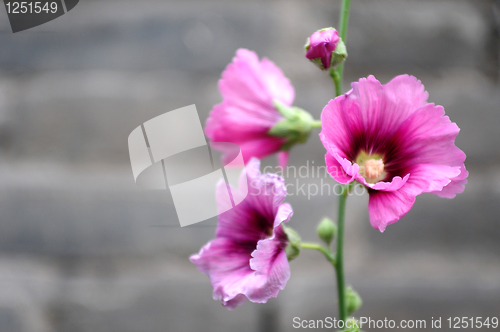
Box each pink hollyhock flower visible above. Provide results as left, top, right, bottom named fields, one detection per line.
left=305, top=28, right=345, bottom=70
left=320, top=75, right=468, bottom=232
left=190, top=158, right=293, bottom=309
left=205, top=49, right=295, bottom=168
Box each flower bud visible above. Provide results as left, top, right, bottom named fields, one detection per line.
left=346, top=286, right=363, bottom=316
left=283, top=226, right=301, bottom=261
left=268, top=100, right=318, bottom=151
left=305, top=27, right=347, bottom=70
left=317, top=217, right=337, bottom=245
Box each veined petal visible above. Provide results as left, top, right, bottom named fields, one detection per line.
left=433, top=164, right=468, bottom=198
left=190, top=238, right=257, bottom=309
left=248, top=225, right=290, bottom=302
left=211, top=136, right=286, bottom=166
left=260, top=57, right=295, bottom=106
left=273, top=203, right=293, bottom=229
left=320, top=98, right=359, bottom=159
left=216, top=159, right=286, bottom=242
left=368, top=188, right=416, bottom=232
left=404, top=164, right=461, bottom=196
left=324, top=154, right=352, bottom=184
left=245, top=178, right=288, bottom=224
left=355, top=173, right=409, bottom=192
left=219, top=49, right=294, bottom=108
left=391, top=103, right=465, bottom=167
left=321, top=135, right=358, bottom=184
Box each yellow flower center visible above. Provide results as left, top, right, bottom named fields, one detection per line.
left=356, top=151, right=386, bottom=183
left=364, top=159, right=384, bottom=180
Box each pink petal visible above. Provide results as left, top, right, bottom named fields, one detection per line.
left=247, top=225, right=290, bottom=302
left=383, top=74, right=429, bottom=115
left=368, top=188, right=416, bottom=232
left=320, top=98, right=358, bottom=159
left=273, top=202, right=293, bottom=229
left=355, top=173, right=409, bottom=192
left=216, top=158, right=288, bottom=242
left=190, top=238, right=257, bottom=309
left=205, top=103, right=279, bottom=142
left=394, top=103, right=465, bottom=166
left=250, top=223, right=289, bottom=275
left=277, top=151, right=289, bottom=169
left=219, top=49, right=294, bottom=108
left=349, top=75, right=428, bottom=136
left=245, top=173, right=288, bottom=223
left=215, top=199, right=270, bottom=242
left=404, top=164, right=461, bottom=196
left=260, top=57, right=295, bottom=106
left=212, top=136, right=286, bottom=166
left=433, top=164, right=468, bottom=198
left=323, top=146, right=358, bottom=184
left=222, top=294, right=248, bottom=309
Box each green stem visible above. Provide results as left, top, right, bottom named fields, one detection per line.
left=311, top=120, right=322, bottom=128
left=339, top=0, right=351, bottom=45
left=301, top=242, right=336, bottom=265
left=336, top=0, right=351, bottom=96
left=335, top=184, right=350, bottom=323
left=329, top=69, right=343, bottom=97
left=314, top=0, right=352, bottom=324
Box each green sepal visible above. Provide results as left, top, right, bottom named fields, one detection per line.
left=330, top=38, right=347, bottom=69
left=269, top=100, right=317, bottom=151
left=309, top=57, right=327, bottom=71
left=283, top=225, right=301, bottom=261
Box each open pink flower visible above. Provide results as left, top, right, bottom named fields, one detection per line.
left=305, top=28, right=341, bottom=70
left=190, top=158, right=293, bottom=309
left=205, top=49, right=295, bottom=167
left=320, top=75, right=468, bottom=232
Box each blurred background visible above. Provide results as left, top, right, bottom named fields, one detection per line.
left=0, top=0, right=499, bottom=331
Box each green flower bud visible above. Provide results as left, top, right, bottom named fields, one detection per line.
left=317, top=217, right=337, bottom=245
left=346, top=286, right=363, bottom=316
left=283, top=226, right=301, bottom=261
left=269, top=100, right=320, bottom=151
